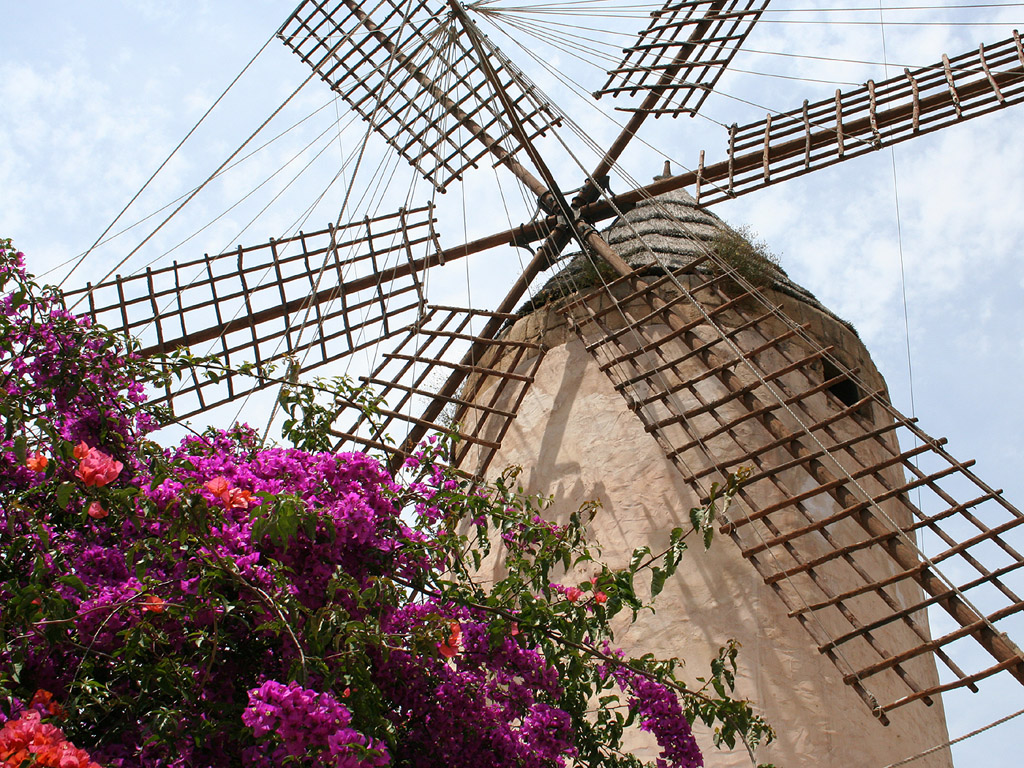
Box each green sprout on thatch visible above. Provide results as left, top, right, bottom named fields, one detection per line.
left=711, top=225, right=782, bottom=289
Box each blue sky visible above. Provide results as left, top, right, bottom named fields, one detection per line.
left=3, top=2, right=1024, bottom=765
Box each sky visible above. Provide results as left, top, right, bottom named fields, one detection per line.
left=2, top=1, right=1024, bottom=765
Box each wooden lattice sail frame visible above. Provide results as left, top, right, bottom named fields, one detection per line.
left=559, top=259, right=1024, bottom=720
left=64, top=0, right=1024, bottom=739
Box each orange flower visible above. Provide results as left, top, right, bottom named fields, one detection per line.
left=141, top=595, right=165, bottom=614
left=204, top=476, right=229, bottom=497
left=439, top=621, right=462, bottom=659
left=25, top=453, right=48, bottom=472
left=72, top=441, right=90, bottom=460
left=204, top=477, right=253, bottom=510
left=594, top=591, right=608, bottom=604
left=75, top=446, right=123, bottom=487
left=30, top=689, right=64, bottom=719
left=86, top=502, right=108, bottom=520
left=226, top=487, right=253, bottom=510
left=0, top=710, right=100, bottom=768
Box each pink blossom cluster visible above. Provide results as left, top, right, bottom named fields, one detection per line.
left=376, top=607, right=574, bottom=768
left=612, top=668, right=703, bottom=768
left=0, top=245, right=582, bottom=765
left=242, top=681, right=387, bottom=767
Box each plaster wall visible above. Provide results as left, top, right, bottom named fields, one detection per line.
left=462, top=281, right=953, bottom=768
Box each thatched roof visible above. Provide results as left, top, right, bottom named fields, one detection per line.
left=516, top=184, right=854, bottom=334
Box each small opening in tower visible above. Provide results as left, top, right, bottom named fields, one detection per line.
left=822, top=358, right=861, bottom=409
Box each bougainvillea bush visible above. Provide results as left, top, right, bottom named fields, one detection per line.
left=0, top=239, right=773, bottom=768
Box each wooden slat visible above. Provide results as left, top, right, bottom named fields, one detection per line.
left=332, top=307, right=544, bottom=478
left=597, top=0, right=770, bottom=117
left=587, top=33, right=1024, bottom=213
left=277, top=0, right=560, bottom=191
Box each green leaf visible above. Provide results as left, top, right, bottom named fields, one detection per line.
left=629, top=545, right=651, bottom=572
left=57, top=574, right=89, bottom=597
left=55, top=483, right=74, bottom=510
left=13, top=434, right=27, bottom=463
left=650, top=566, right=668, bottom=599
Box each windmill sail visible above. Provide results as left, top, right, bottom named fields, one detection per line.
left=503, top=186, right=1024, bottom=722
left=563, top=259, right=1024, bottom=719
left=278, top=0, right=562, bottom=191
left=719, top=32, right=1024, bottom=198
left=597, top=0, right=771, bottom=116
left=329, top=304, right=546, bottom=475
left=64, top=205, right=440, bottom=420
left=447, top=186, right=1021, bottom=763
left=587, top=32, right=1024, bottom=209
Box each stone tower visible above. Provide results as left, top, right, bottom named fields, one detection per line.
left=463, top=188, right=954, bottom=767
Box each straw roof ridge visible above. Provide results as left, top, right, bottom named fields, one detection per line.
left=512, top=186, right=856, bottom=336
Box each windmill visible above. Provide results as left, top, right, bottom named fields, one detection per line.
left=53, top=1, right=1024, bottom=765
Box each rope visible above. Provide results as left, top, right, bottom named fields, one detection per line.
left=881, top=705, right=1024, bottom=767
left=60, top=29, right=277, bottom=289
left=880, top=0, right=924, bottom=515
left=66, top=62, right=323, bottom=312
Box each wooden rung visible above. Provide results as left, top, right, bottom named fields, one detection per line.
left=761, top=525, right=899, bottom=586
left=880, top=656, right=1024, bottom=714
left=641, top=346, right=834, bottom=427
left=359, top=376, right=519, bottom=419
left=595, top=295, right=777, bottom=369
left=556, top=272, right=645, bottom=314
left=329, top=429, right=403, bottom=458
left=680, top=378, right=875, bottom=466
left=563, top=262, right=728, bottom=328
left=742, top=439, right=941, bottom=556
left=906, top=490, right=1002, bottom=533
left=741, top=406, right=902, bottom=489
left=409, top=326, right=542, bottom=348
left=427, top=304, right=521, bottom=320
left=930, top=514, right=1024, bottom=575
left=614, top=320, right=807, bottom=394
left=848, top=601, right=1024, bottom=683
left=382, top=352, right=535, bottom=382
left=725, top=451, right=970, bottom=536
left=579, top=287, right=706, bottom=348
left=557, top=256, right=718, bottom=315
left=825, top=552, right=1024, bottom=654
left=791, top=556, right=1024, bottom=627
left=790, top=561, right=929, bottom=617
left=740, top=429, right=914, bottom=556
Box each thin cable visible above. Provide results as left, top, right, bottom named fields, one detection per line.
left=251, top=122, right=379, bottom=441
left=879, top=0, right=923, bottom=517
left=61, top=29, right=277, bottom=288
left=143, top=111, right=360, bottom=277
left=129, top=108, right=361, bottom=353
left=66, top=65, right=323, bottom=312
left=66, top=17, right=377, bottom=311
left=881, top=705, right=1024, bottom=767
left=39, top=97, right=342, bottom=279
